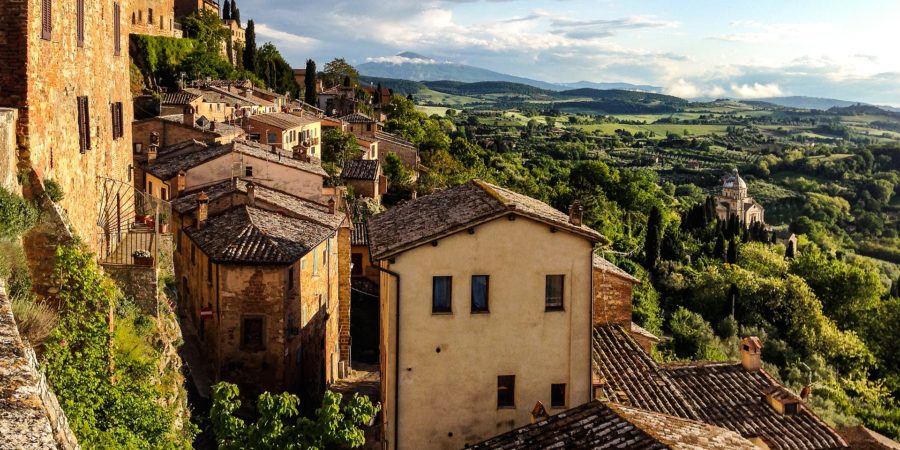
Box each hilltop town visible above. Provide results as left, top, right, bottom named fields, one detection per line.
left=0, top=1, right=899, bottom=450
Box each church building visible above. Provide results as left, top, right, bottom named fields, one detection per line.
left=715, top=169, right=765, bottom=224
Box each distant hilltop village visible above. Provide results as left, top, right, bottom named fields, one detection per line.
left=0, top=1, right=891, bottom=449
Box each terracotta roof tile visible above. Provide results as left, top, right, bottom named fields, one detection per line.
left=162, top=90, right=201, bottom=105
left=341, top=159, right=380, bottom=181
left=470, top=400, right=757, bottom=449
left=249, top=112, right=319, bottom=130
left=340, top=112, right=377, bottom=124
left=351, top=221, right=368, bottom=246
left=593, top=255, right=641, bottom=283
left=367, top=180, right=604, bottom=259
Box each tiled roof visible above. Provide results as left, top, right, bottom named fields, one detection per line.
left=249, top=112, right=318, bottom=130
left=351, top=221, right=368, bottom=246
left=143, top=139, right=328, bottom=180
left=836, top=426, right=900, bottom=449
left=162, top=90, right=201, bottom=105
left=185, top=87, right=255, bottom=107
left=340, top=112, right=377, bottom=124
left=592, top=325, right=849, bottom=450
left=593, top=325, right=699, bottom=419
left=341, top=159, right=380, bottom=181
left=631, top=322, right=661, bottom=342
left=469, top=401, right=757, bottom=450
left=207, top=86, right=274, bottom=107
left=185, top=205, right=336, bottom=264
left=367, top=180, right=604, bottom=259
left=374, top=130, right=417, bottom=150
left=158, top=114, right=244, bottom=136
left=173, top=179, right=341, bottom=230
left=664, top=363, right=848, bottom=450
left=593, top=254, right=641, bottom=283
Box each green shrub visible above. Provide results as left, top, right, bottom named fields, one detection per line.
left=0, top=187, right=40, bottom=240
left=11, top=293, right=58, bottom=350
left=43, top=178, right=64, bottom=202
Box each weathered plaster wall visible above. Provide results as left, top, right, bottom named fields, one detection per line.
left=380, top=217, right=594, bottom=450
left=185, top=153, right=324, bottom=201
left=0, top=109, right=20, bottom=194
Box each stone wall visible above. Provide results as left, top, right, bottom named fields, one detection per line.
left=104, top=265, right=159, bottom=316
left=127, top=0, right=180, bottom=38
left=0, top=280, right=80, bottom=450
left=0, top=109, right=20, bottom=194
left=22, top=180, right=78, bottom=298
left=338, top=226, right=352, bottom=367
left=592, top=268, right=635, bottom=328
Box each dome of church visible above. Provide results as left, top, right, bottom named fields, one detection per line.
left=723, top=168, right=747, bottom=189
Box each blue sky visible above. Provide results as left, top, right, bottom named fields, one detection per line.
left=235, top=0, right=900, bottom=105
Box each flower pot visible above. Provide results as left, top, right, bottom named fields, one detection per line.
left=135, top=214, right=148, bottom=224
left=144, top=217, right=155, bottom=227
left=158, top=223, right=169, bottom=233
left=133, top=255, right=154, bottom=267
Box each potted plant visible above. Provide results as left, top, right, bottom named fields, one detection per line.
left=158, top=213, right=169, bottom=233
left=132, top=249, right=153, bottom=266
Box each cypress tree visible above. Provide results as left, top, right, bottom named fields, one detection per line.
left=727, top=239, right=738, bottom=264
left=304, top=59, right=317, bottom=106
left=645, top=206, right=662, bottom=270
left=714, top=232, right=726, bottom=260
left=785, top=241, right=796, bottom=259
left=222, top=0, right=231, bottom=20
left=243, top=19, right=256, bottom=72
left=406, top=94, right=414, bottom=102
left=231, top=0, right=240, bottom=24
left=771, top=231, right=777, bottom=244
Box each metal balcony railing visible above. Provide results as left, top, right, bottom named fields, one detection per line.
left=96, top=176, right=171, bottom=267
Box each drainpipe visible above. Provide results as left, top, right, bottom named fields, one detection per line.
left=372, top=261, right=400, bottom=450
left=588, top=245, right=595, bottom=403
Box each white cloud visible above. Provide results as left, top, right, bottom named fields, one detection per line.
left=365, top=55, right=451, bottom=65
left=729, top=82, right=783, bottom=98
left=254, top=23, right=319, bottom=48
left=666, top=79, right=725, bottom=99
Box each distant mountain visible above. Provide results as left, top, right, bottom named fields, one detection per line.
left=556, top=81, right=663, bottom=93
left=358, top=53, right=662, bottom=93
left=752, top=96, right=865, bottom=111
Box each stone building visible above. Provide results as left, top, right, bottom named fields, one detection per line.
left=174, top=0, right=219, bottom=19
left=172, top=180, right=346, bottom=398
left=715, top=168, right=765, bottom=224
left=222, top=19, right=244, bottom=64
left=245, top=112, right=322, bottom=158
left=341, top=159, right=386, bottom=202
left=367, top=180, right=606, bottom=450
left=138, top=139, right=328, bottom=202
left=0, top=0, right=135, bottom=253
left=592, top=255, right=659, bottom=352
left=132, top=115, right=244, bottom=155
left=128, top=0, right=181, bottom=37
left=161, top=89, right=237, bottom=123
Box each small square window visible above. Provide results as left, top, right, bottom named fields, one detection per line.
left=497, top=375, right=515, bottom=408
left=287, top=267, right=294, bottom=290
left=471, top=275, right=489, bottom=313
left=545, top=275, right=564, bottom=311
left=432, top=276, right=452, bottom=313
left=241, top=317, right=264, bottom=350
left=551, top=384, right=566, bottom=408
left=351, top=253, right=363, bottom=276
left=245, top=166, right=253, bottom=177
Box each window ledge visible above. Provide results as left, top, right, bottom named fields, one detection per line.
left=470, top=310, right=490, bottom=315
left=431, top=311, right=453, bottom=316
left=544, top=307, right=565, bottom=312
left=497, top=405, right=516, bottom=410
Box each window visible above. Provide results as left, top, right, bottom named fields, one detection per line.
left=147, top=180, right=153, bottom=195
left=312, top=251, right=318, bottom=275
left=471, top=275, right=489, bottom=313
left=497, top=375, right=515, bottom=408
left=432, top=276, right=452, bottom=313
left=351, top=253, right=363, bottom=276
left=111, top=102, right=124, bottom=139
left=244, top=166, right=253, bottom=177
left=133, top=143, right=142, bottom=153
left=551, top=384, right=566, bottom=408
left=267, top=131, right=278, bottom=144
left=784, top=403, right=798, bottom=415
left=249, top=133, right=260, bottom=141
left=545, top=275, right=564, bottom=311
left=160, top=187, right=168, bottom=200
left=41, top=0, right=51, bottom=40
left=148, top=8, right=153, bottom=24
left=113, top=2, right=121, bottom=56
left=366, top=123, right=372, bottom=132
left=241, top=317, right=264, bottom=350
left=76, top=0, right=84, bottom=47
left=77, top=96, right=90, bottom=153
left=287, top=267, right=294, bottom=290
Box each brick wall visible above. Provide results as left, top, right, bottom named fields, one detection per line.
left=0, top=109, right=19, bottom=193
left=338, top=226, right=352, bottom=366
left=592, top=268, right=635, bottom=327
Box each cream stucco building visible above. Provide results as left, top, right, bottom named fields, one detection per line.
left=715, top=168, right=764, bottom=224
left=367, top=181, right=605, bottom=450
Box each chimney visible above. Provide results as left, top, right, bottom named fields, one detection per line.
left=183, top=106, right=195, bottom=126
left=196, top=192, right=209, bottom=229
left=569, top=200, right=583, bottom=226
left=246, top=181, right=256, bottom=206
left=176, top=170, right=186, bottom=194
left=147, top=144, right=158, bottom=162
left=740, top=336, right=762, bottom=371
left=210, top=121, right=216, bottom=132
left=411, top=190, right=418, bottom=200
left=328, top=197, right=335, bottom=214
left=530, top=401, right=548, bottom=424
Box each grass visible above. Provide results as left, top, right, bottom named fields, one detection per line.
left=414, top=88, right=482, bottom=106
left=572, top=123, right=730, bottom=137
left=11, top=294, right=58, bottom=350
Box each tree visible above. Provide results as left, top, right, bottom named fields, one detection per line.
left=231, top=0, right=240, bottom=25
left=785, top=240, right=796, bottom=259
left=714, top=232, right=726, bottom=260
left=255, top=43, right=299, bottom=97
left=222, top=0, right=231, bottom=20
left=211, top=383, right=379, bottom=450
left=382, top=152, right=414, bottom=189
left=667, top=307, right=727, bottom=361
left=304, top=59, right=317, bottom=105
left=322, top=58, right=359, bottom=89
left=322, top=128, right=362, bottom=167
left=644, top=206, right=662, bottom=270
left=727, top=239, right=738, bottom=264
left=243, top=19, right=256, bottom=72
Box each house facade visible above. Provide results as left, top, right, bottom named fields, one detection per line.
left=246, top=112, right=322, bottom=158
left=0, top=0, right=134, bottom=254
left=129, top=0, right=181, bottom=37
left=367, top=180, right=604, bottom=450
left=173, top=182, right=344, bottom=398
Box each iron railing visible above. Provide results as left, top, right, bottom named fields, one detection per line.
left=96, top=176, right=171, bottom=267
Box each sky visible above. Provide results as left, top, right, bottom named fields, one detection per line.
left=234, top=0, right=900, bottom=105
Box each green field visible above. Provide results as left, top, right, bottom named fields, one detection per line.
left=572, top=123, right=730, bottom=137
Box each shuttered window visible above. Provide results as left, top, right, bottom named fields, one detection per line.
left=76, top=0, right=84, bottom=47
left=111, top=102, right=123, bottom=140
left=41, top=0, right=51, bottom=40
left=77, top=96, right=90, bottom=153
left=113, top=2, right=121, bottom=56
